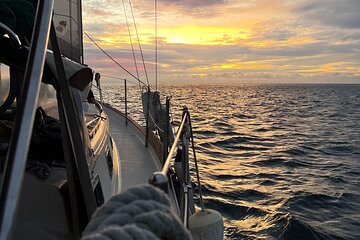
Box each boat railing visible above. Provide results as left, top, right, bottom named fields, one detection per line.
left=149, top=106, right=205, bottom=227
left=93, top=78, right=132, bottom=127
left=97, top=80, right=169, bottom=154
left=91, top=63, right=205, bottom=227
left=96, top=76, right=205, bottom=225
left=86, top=114, right=106, bottom=139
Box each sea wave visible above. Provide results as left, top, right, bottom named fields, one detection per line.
left=102, top=84, right=360, bottom=239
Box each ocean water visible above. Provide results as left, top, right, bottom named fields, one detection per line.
left=100, top=84, right=360, bottom=240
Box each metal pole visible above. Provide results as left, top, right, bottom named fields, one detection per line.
left=0, top=1, right=54, bottom=238
left=95, top=73, right=103, bottom=103
left=124, top=79, right=128, bottom=126
left=149, top=110, right=188, bottom=191
left=78, top=0, right=84, bottom=64
left=163, top=96, right=170, bottom=162
left=183, top=186, right=189, bottom=228
left=161, top=111, right=187, bottom=175
left=145, top=85, right=150, bottom=147
left=56, top=93, right=80, bottom=236
left=155, top=0, right=158, bottom=91
left=99, top=86, right=103, bottom=104
left=187, top=112, right=205, bottom=212
left=180, top=131, right=190, bottom=227
left=50, top=22, right=97, bottom=222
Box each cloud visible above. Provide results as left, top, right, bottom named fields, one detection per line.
left=253, top=18, right=311, bottom=41
left=159, top=0, right=225, bottom=8
left=293, top=0, right=360, bottom=29
left=84, top=38, right=360, bottom=85
left=82, top=0, right=360, bottom=84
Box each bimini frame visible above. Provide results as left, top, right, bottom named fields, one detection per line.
left=0, top=0, right=97, bottom=238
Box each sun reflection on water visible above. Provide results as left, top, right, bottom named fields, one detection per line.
left=101, top=84, right=360, bottom=239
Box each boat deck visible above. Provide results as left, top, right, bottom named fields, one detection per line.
left=104, top=105, right=162, bottom=191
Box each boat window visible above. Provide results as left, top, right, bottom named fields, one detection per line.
left=0, top=63, right=10, bottom=107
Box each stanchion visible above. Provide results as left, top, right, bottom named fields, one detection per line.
left=124, top=79, right=128, bottom=126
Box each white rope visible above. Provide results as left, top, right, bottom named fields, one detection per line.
left=82, top=184, right=191, bottom=240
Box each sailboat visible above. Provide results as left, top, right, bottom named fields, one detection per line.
left=0, top=0, right=223, bottom=239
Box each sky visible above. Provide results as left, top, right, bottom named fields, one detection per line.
left=82, top=0, right=360, bottom=85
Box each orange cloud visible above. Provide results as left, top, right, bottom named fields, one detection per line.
left=82, top=0, right=360, bottom=83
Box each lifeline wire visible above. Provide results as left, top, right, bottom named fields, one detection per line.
left=155, top=0, right=158, bottom=91
left=128, top=0, right=150, bottom=87
left=122, top=0, right=141, bottom=90
left=83, top=30, right=148, bottom=87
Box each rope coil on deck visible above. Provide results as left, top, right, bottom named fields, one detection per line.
left=82, top=184, right=191, bottom=240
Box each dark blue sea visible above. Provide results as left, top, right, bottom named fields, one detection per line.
left=101, top=84, right=360, bottom=240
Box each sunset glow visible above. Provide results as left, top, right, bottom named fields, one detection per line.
left=82, top=0, right=360, bottom=84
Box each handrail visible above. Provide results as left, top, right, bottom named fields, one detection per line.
left=162, top=111, right=188, bottom=176
left=0, top=22, right=22, bottom=49
left=88, top=116, right=104, bottom=139
left=100, top=71, right=204, bottom=226
left=148, top=109, right=188, bottom=192
left=95, top=101, right=103, bottom=113
left=102, top=79, right=202, bottom=226
left=0, top=1, right=54, bottom=238
left=148, top=106, right=206, bottom=227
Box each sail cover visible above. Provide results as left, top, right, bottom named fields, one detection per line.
left=0, top=0, right=83, bottom=62
left=53, top=0, right=83, bottom=63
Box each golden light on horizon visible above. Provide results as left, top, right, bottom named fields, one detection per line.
left=193, top=62, right=272, bottom=71
left=82, top=0, right=360, bottom=84
left=158, top=25, right=252, bottom=45
left=246, top=36, right=318, bottom=48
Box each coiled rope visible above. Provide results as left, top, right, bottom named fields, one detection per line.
left=82, top=184, right=191, bottom=240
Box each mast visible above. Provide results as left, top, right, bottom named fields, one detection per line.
left=78, top=0, right=84, bottom=63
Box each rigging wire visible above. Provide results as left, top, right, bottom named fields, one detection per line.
left=128, top=0, right=150, bottom=87
left=54, top=12, right=150, bottom=90
left=121, top=0, right=141, bottom=90
left=101, top=74, right=140, bottom=86
left=155, top=0, right=158, bottom=91
left=83, top=30, right=148, bottom=87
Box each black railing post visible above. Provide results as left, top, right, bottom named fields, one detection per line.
left=187, top=112, right=205, bottom=212
left=150, top=106, right=188, bottom=179
left=50, top=22, right=97, bottom=227
left=180, top=107, right=191, bottom=227
left=124, top=79, right=128, bottom=126
left=180, top=127, right=190, bottom=227
left=163, top=96, right=170, bottom=162
left=95, top=73, right=103, bottom=103
left=145, top=85, right=150, bottom=147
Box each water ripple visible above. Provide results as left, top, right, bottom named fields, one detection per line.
left=102, top=84, right=360, bottom=240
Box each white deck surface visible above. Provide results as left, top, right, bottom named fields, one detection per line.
left=104, top=105, right=162, bottom=191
